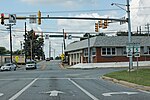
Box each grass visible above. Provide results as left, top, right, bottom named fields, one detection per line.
left=104, top=69, right=150, bottom=86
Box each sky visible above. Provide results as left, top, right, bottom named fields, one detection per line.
left=0, top=0, right=150, bottom=58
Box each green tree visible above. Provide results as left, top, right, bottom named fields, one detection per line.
left=23, top=30, right=45, bottom=60
left=0, top=47, right=8, bottom=54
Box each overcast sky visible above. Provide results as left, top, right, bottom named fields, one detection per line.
left=0, top=0, right=149, bottom=58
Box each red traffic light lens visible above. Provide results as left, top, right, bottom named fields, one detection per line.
left=1, top=13, right=4, bottom=17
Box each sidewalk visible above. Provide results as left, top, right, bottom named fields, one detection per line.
left=68, top=61, right=150, bottom=69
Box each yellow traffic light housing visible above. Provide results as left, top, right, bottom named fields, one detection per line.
left=103, top=20, right=108, bottom=29
left=99, top=20, right=103, bottom=28
left=1, top=13, right=4, bottom=25
left=38, top=10, right=41, bottom=25
left=95, top=23, right=99, bottom=32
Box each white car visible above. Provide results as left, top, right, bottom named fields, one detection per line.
left=0, top=63, right=17, bottom=71
left=26, top=61, right=37, bottom=70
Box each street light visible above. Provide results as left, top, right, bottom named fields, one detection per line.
left=112, top=0, right=132, bottom=72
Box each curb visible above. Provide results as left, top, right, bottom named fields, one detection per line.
left=101, top=76, right=150, bottom=92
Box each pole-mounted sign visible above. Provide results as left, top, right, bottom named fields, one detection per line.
left=29, top=15, right=36, bottom=24
left=9, top=14, right=16, bottom=24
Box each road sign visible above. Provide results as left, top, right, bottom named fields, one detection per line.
left=134, top=52, right=140, bottom=57
left=29, top=15, right=36, bottom=24
left=120, top=17, right=126, bottom=25
left=15, top=56, right=19, bottom=63
left=134, top=46, right=140, bottom=53
left=9, top=14, right=16, bottom=23
left=127, top=52, right=133, bottom=57
left=45, top=34, right=49, bottom=39
left=126, top=46, right=133, bottom=53
left=68, top=35, right=72, bottom=39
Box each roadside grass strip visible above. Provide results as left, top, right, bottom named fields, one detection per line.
left=104, top=69, right=150, bottom=87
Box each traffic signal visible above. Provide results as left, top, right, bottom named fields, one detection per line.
left=64, top=32, right=67, bottom=39
left=99, top=20, right=103, bottom=28
left=95, top=22, right=99, bottom=32
left=103, top=20, right=108, bottom=29
left=1, top=13, right=4, bottom=25
left=38, top=10, right=41, bottom=25
left=32, top=31, right=36, bottom=39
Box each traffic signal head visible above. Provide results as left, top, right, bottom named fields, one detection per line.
left=103, top=20, right=108, bottom=29
left=99, top=20, right=103, bottom=28
left=64, top=32, right=67, bottom=39
left=1, top=13, right=4, bottom=25
left=95, top=23, right=99, bottom=32
left=38, top=10, right=41, bottom=25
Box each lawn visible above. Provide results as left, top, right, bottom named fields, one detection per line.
left=104, top=69, right=150, bottom=86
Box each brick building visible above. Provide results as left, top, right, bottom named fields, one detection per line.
left=65, top=36, right=150, bottom=65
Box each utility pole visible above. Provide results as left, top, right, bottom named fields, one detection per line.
left=20, top=41, right=23, bottom=55
left=49, top=40, right=51, bottom=58
left=127, top=0, right=133, bottom=71
left=87, top=33, right=91, bottom=63
left=137, top=27, right=138, bottom=34
left=54, top=49, right=55, bottom=60
left=62, top=43, right=63, bottom=54
left=5, top=24, right=13, bottom=63
left=63, top=29, right=66, bottom=50
left=24, top=22, right=27, bottom=63
left=30, top=40, right=33, bottom=60
left=9, top=24, right=13, bottom=63
left=139, top=26, right=142, bottom=34
left=63, top=29, right=66, bottom=62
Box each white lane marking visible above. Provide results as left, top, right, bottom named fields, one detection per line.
left=40, top=90, right=64, bottom=96
left=0, top=93, right=4, bottom=96
left=102, top=92, right=138, bottom=96
left=9, top=78, right=38, bottom=100
left=68, top=78, right=99, bottom=100
left=138, top=89, right=150, bottom=94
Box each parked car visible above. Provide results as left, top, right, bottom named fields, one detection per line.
left=45, top=58, right=50, bottom=61
left=26, top=60, right=37, bottom=70
left=0, top=63, right=16, bottom=71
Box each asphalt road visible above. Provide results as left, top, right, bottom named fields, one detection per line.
left=0, top=60, right=149, bottom=100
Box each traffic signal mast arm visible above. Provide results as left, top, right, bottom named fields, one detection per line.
left=1, top=12, right=127, bottom=26
left=0, top=16, right=127, bottom=21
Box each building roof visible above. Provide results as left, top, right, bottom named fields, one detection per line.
left=65, top=36, right=150, bottom=52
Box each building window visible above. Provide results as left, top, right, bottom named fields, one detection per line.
left=92, top=48, right=96, bottom=56
left=148, top=48, right=150, bottom=54
left=112, top=48, right=116, bottom=55
left=84, top=49, right=88, bottom=56
left=101, top=47, right=116, bottom=56
left=102, top=48, right=106, bottom=55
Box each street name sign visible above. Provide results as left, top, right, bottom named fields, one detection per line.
left=29, top=15, right=36, bottom=24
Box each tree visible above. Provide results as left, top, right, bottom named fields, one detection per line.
left=0, top=47, right=8, bottom=54
left=23, top=30, right=45, bottom=60
left=13, top=49, right=22, bottom=55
